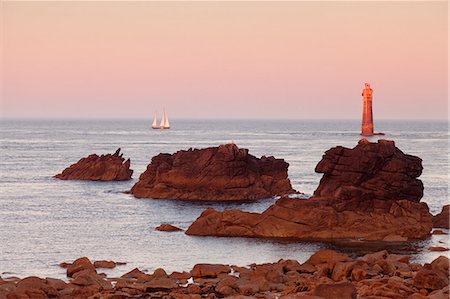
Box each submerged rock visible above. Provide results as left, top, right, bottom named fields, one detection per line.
left=156, top=224, right=183, bottom=232
left=186, top=140, right=433, bottom=241
left=54, top=148, right=133, bottom=181
left=130, top=143, right=296, bottom=201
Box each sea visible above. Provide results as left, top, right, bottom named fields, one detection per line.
left=0, top=119, right=448, bottom=279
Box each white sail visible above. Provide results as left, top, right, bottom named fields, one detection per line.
left=152, top=112, right=159, bottom=128
left=163, top=110, right=170, bottom=129
left=160, top=109, right=165, bottom=128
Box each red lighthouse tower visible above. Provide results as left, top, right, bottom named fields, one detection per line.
left=361, top=83, right=374, bottom=136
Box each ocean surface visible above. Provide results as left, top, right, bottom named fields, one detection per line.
left=0, top=119, right=448, bottom=279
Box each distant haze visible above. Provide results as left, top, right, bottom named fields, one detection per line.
left=1, top=1, right=447, bottom=120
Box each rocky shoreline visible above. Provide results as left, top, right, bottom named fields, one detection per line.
left=1, top=250, right=448, bottom=299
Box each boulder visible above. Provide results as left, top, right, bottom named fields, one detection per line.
left=312, top=282, right=357, bottom=299
left=186, top=140, right=433, bottom=241
left=67, top=257, right=96, bottom=277
left=130, top=143, right=296, bottom=201
left=191, top=264, right=231, bottom=278
left=93, top=260, right=116, bottom=269
left=413, top=265, right=449, bottom=290
left=433, top=205, right=449, bottom=229
left=54, top=148, right=133, bottom=181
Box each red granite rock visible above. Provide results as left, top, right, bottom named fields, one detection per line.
left=1, top=252, right=449, bottom=299
left=156, top=224, right=183, bottom=232
left=67, top=257, right=96, bottom=277
left=314, top=139, right=423, bottom=202
left=130, top=143, right=296, bottom=201
left=186, top=197, right=432, bottom=241
left=94, top=260, right=117, bottom=269
left=433, top=205, right=449, bottom=229
left=186, top=140, right=432, bottom=241
left=54, top=148, right=133, bottom=181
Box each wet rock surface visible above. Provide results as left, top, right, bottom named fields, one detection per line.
left=1, top=252, right=448, bottom=299
left=130, top=143, right=296, bottom=201
left=54, top=148, right=133, bottom=181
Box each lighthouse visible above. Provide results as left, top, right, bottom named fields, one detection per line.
left=361, top=83, right=374, bottom=136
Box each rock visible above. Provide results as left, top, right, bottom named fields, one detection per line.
left=1, top=252, right=449, bottom=299
left=186, top=140, right=433, bottom=241
left=433, top=205, right=449, bottom=229
left=186, top=197, right=432, bottom=241
left=170, top=271, right=192, bottom=280
left=156, top=224, right=183, bottom=232
left=191, top=264, right=231, bottom=278
left=71, top=269, right=112, bottom=290
left=305, top=250, right=351, bottom=266
left=432, top=230, right=447, bottom=235
left=59, top=262, right=72, bottom=268
left=130, top=144, right=296, bottom=201
left=428, top=247, right=449, bottom=252
left=54, top=148, right=133, bottom=181
left=94, top=260, right=117, bottom=269
left=314, top=139, right=423, bottom=202
left=430, top=256, right=449, bottom=275
left=67, top=257, right=96, bottom=277
left=413, top=265, right=449, bottom=290
left=312, top=282, right=357, bottom=299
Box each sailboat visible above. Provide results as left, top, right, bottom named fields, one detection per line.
left=161, top=108, right=170, bottom=129
left=152, top=109, right=170, bottom=130
left=152, top=112, right=160, bottom=129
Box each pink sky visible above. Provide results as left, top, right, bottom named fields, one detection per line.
left=1, top=1, right=448, bottom=119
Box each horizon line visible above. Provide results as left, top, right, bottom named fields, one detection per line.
left=0, top=117, right=448, bottom=122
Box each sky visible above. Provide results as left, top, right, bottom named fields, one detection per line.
left=1, top=1, right=448, bottom=120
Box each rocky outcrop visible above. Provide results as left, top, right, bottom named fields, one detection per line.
left=314, top=139, right=423, bottom=202
left=433, top=205, right=449, bottom=229
left=186, top=197, right=432, bottom=241
left=130, top=143, right=296, bottom=201
left=186, top=140, right=433, bottom=241
left=1, top=252, right=448, bottom=299
left=54, top=148, right=133, bottom=181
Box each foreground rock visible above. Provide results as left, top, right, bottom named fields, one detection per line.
left=54, top=148, right=133, bottom=181
left=1, top=251, right=448, bottom=299
left=433, top=205, right=449, bottom=229
left=187, top=140, right=433, bottom=241
left=130, top=143, right=296, bottom=201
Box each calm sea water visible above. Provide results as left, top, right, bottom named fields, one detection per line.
left=0, top=119, right=448, bottom=279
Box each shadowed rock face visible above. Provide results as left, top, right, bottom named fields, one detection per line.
left=130, top=143, right=295, bottom=201
left=314, top=139, right=423, bottom=202
left=186, top=140, right=433, bottom=241
left=54, top=148, right=133, bottom=181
